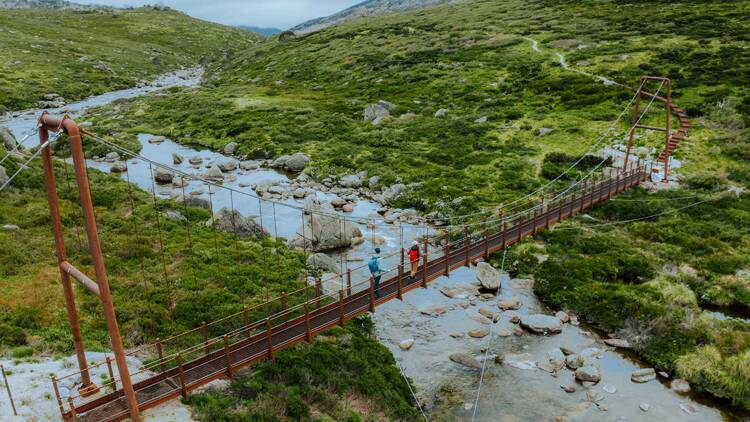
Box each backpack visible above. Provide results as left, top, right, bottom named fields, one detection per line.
left=368, top=256, right=379, bottom=273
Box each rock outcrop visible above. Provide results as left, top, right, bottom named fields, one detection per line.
left=208, top=208, right=268, bottom=238
left=476, top=262, right=500, bottom=291
left=288, top=197, right=362, bottom=251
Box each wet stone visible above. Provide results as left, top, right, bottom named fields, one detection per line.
left=449, top=353, right=483, bottom=369
left=468, top=328, right=489, bottom=338
left=631, top=368, right=656, bottom=383
left=640, top=402, right=650, bottom=412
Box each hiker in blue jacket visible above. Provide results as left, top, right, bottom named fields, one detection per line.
left=368, top=247, right=384, bottom=298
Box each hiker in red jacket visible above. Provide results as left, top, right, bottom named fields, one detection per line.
left=408, top=241, right=421, bottom=279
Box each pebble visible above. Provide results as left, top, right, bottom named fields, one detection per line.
left=468, top=328, right=489, bottom=338
left=640, top=402, right=650, bottom=412
left=602, top=384, right=617, bottom=394
left=561, top=384, right=576, bottom=393
left=399, top=339, right=415, bottom=350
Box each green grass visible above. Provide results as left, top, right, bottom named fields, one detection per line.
left=187, top=318, right=421, bottom=421
left=0, top=6, right=258, bottom=111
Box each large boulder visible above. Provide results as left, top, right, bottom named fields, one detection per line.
left=363, top=100, right=395, bottom=125
left=216, top=157, right=239, bottom=172
left=223, top=142, right=238, bottom=155
left=288, top=197, right=362, bottom=251
left=520, top=314, right=563, bottom=335
left=575, top=366, right=601, bottom=383
left=203, top=165, right=224, bottom=181
left=1, top=127, right=17, bottom=151
left=476, top=262, right=500, bottom=291
left=208, top=208, right=268, bottom=239
left=382, top=183, right=406, bottom=203
left=306, top=253, right=338, bottom=273
left=284, top=153, right=310, bottom=172
left=154, top=168, right=174, bottom=184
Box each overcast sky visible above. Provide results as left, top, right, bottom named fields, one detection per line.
left=75, top=0, right=363, bottom=29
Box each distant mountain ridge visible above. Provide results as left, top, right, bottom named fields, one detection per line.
left=237, top=25, right=283, bottom=37
left=0, top=0, right=103, bottom=9
left=292, top=0, right=462, bottom=33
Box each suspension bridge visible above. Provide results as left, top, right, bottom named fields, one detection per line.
left=1, top=76, right=689, bottom=421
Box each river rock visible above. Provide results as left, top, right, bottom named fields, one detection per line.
left=1, top=127, right=16, bottom=150
left=639, top=403, right=650, bottom=412
left=382, top=183, right=406, bottom=203
left=340, top=174, right=362, bottom=188
left=371, top=235, right=386, bottom=246
left=561, top=384, right=576, bottom=393
left=670, top=379, right=691, bottom=393
left=478, top=307, right=497, bottom=321
left=504, top=353, right=536, bottom=370
left=449, top=332, right=464, bottom=338
left=288, top=197, right=362, bottom=251
left=399, top=339, right=415, bottom=350
left=420, top=305, right=447, bottom=316
left=497, top=329, right=512, bottom=337
left=575, top=366, right=601, bottom=383
left=449, top=353, right=483, bottom=369
left=148, top=135, right=166, bottom=144
left=602, top=384, right=617, bottom=394
left=208, top=208, right=268, bottom=238
left=104, top=151, right=120, bottom=162
left=467, top=311, right=492, bottom=325
left=604, top=338, right=631, bottom=349
left=476, top=262, right=500, bottom=291
left=189, top=156, right=203, bottom=165
left=223, top=141, right=238, bottom=155
left=498, top=297, right=520, bottom=310
left=172, top=153, right=184, bottom=165
left=306, top=253, right=338, bottom=273
left=520, top=314, right=562, bottom=334
left=271, top=155, right=291, bottom=168
left=586, top=390, right=604, bottom=403
left=284, top=153, right=310, bottom=172
left=240, top=160, right=260, bottom=171
left=468, top=328, right=489, bottom=338
left=555, top=310, right=570, bottom=323
left=631, top=368, right=656, bottom=383
left=330, top=197, right=347, bottom=208
left=110, top=162, right=127, bottom=173
left=154, top=168, right=173, bottom=184
left=547, top=349, right=566, bottom=368
left=216, top=157, right=239, bottom=172
left=342, top=204, right=354, bottom=213
left=204, top=165, right=224, bottom=181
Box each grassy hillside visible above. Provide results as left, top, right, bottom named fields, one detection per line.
left=80, top=0, right=750, bottom=412
left=0, top=6, right=258, bottom=111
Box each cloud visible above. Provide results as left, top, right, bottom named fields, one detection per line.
left=74, top=0, right=362, bottom=29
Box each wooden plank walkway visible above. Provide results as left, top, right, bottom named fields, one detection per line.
left=66, top=167, right=648, bottom=421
